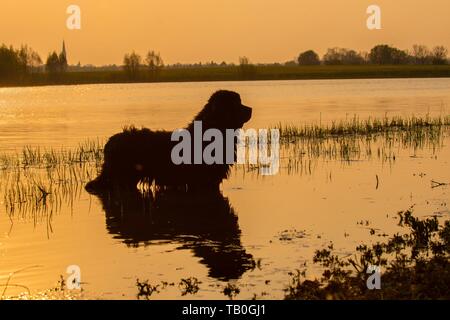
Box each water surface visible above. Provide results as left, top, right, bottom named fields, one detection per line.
left=0, top=78, right=449, bottom=299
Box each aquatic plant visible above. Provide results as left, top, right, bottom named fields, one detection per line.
left=275, top=114, right=450, bottom=141
left=136, top=279, right=160, bottom=300
left=179, top=277, right=201, bottom=296
left=1, top=115, right=449, bottom=216
left=223, top=283, right=241, bottom=300
left=284, top=208, right=450, bottom=300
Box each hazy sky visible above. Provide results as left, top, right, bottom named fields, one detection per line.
left=1, top=0, right=449, bottom=65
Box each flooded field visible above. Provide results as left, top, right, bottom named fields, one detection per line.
left=0, top=78, right=449, bottom=299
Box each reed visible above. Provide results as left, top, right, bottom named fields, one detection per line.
left=274, top=114, right=450, bottom=141
left=1, top=115, right=449, bottom=215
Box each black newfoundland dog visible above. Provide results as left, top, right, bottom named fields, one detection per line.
left=85, top=90, right=252, bottom=193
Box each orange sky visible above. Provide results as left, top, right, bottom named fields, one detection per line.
left=1, top=0, right=449, bottom=65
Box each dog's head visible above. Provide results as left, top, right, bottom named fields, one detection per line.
left=195, top=90, right=252, bottom=130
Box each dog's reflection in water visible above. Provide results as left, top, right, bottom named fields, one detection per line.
left=94, top=188, right=255, bottom=280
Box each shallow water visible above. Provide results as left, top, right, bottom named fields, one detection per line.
left=0, top=78, right=449, bottom=299
left=1, top=78, right=449, bottom=152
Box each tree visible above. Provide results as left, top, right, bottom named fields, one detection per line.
left=411, top=45, right=431, bottom=64
left=297, top=50, right=320, bottom=65
left=341, top=50, right=365, bottom=64
left=0, top=45, right=21, bottom=80
left=145, top=51, right=163, bottom=70
left=145, top=50, right=163, bottom=78
left=46, top=52, right=61, bottom=74
left=239, top=56, right=250, bottom=66
left=238, top=56, right=257, bottom=79
left=323, top=48, right=364, bottom=65
left=18, top=45, right=42, bottom=73
left=431, top=46, right=448, bottom=65
left=123, top=51, right=142, bottom=80
left=45, top=42, right=69, bottom=77
left=369, top=45, right=409, bottom=64
left=29, top=51, right=43, bottom=71
left=0, top=44, right=43, bottom=82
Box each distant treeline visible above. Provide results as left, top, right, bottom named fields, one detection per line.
left=297, top=45, right=448, bottom=66
left=0, top=43, right=449, bottom=86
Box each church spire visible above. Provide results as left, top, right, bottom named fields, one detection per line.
left=62, top=40, right=67, bottom=60
left=59, top=40, right=68, bottom=71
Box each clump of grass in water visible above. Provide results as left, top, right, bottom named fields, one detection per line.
left=179, top=277, right=201, bottom=296
left=2, top=160, right=97, bottom=218
left=2, top=115, right=449, bottom=213
left=223, top=283, right=241, bottom=300
left=277, top=115, right=449, bottom=161
left=1, top=274, right=83, bottom=300
left=136, top=279, right=160, bottom=300
left=275, top=114, right=450, bottom=141
left=0, top=138, right=104, bottom=171
left=240, top=114, right=449, bottom=176
left=1, top=139, right=104, bottom=218
left=284, top=207, right=450, bottom=300
left=264, top=114, right=449, bottom=175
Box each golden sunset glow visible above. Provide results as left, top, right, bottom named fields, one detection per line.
left=1, top=0, right=449, bottom=303
left=1, top=0, right=449, bottom=65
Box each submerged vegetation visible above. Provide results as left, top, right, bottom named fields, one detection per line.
left=6, top=207, right=446, bottom=300
left=0, top=139, right=103, bottom=217
left=0, top=114, right=448, bottom=299
left=1, top=114, right=449, bottom=216
left=276, top=114, right=450, bottom=141
left=132, top=208, right=450, bottom=300
left=272, top=114, right=450, bottom=174
left=284, top=208, right=450, bottom=300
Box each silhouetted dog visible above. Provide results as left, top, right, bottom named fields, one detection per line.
left=86, top=90, right=252, bottom=193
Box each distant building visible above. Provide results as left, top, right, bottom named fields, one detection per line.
left=59, top=40, right=68, bottom=71
left=62, top=41, right=67, bottom=60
